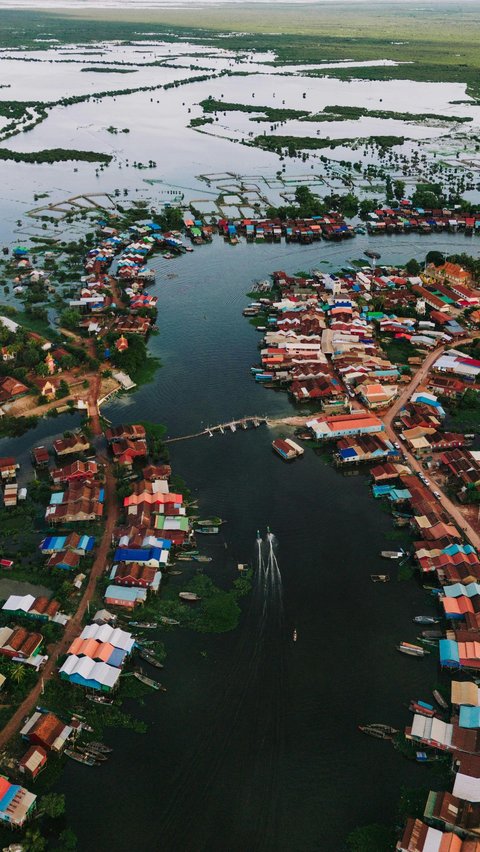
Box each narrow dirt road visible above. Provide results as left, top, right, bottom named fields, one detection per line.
left=0, top=357, right=117, bottom=749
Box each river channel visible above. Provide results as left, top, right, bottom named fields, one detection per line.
left=0, top=232, right=478, bottom=850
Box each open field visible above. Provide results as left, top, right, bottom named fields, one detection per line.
left=1, top=4, right=480, bottom=98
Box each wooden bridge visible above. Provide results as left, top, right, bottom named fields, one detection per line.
left=164, top=416, right=269, bottom=444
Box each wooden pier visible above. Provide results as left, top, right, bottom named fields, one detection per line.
left=164, top=416, right=268, bottom=444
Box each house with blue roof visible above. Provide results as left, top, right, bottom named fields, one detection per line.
left=0, top=776, right=36, bottom=827
left=113, top=546, right=168, bottom=567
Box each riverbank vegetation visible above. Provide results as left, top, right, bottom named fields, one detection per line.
left=0, top=147, right=112, bottom=164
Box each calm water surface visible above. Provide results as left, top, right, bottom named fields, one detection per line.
left=0, top=235, right=477, bottom=850
left=40, top=235, right=473, bottom=851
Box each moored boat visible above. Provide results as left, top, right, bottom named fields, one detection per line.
left=128, top=621, right=158, bottom=629
left=86, top=694, right=114, bottom=705
left=380, top=550, right=405, bottom=560
left=433, top=689, right=448, bottom=710
left=133, top=671, right=166, bottom=691
left=409, top=700, right=435, bottom=717
left=195, top=527, right=219, bottom=535
left=86, top=742, right=112, bottom=754
left=422, top=630, right=443, bottom=639
left=65, top=749, right=97, bottom=766
left=139, top=649, right=164, bottom=669
left=179, top=592, right=201, bottom=602
left=358, top=723, right=398, bottom=741
left=79, top=746, right=107, bottom=762
left=413, top=616, right=439, bottom=625
left=159, top=616, right=180, bottom=626
left=371, top=574, right=390, bottom=583
left=397, top=641, right=429, bottom=657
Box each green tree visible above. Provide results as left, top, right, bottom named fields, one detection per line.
left=393, top=179, right=405, bottom=201
left=56, top=828, right=78, bottom=851
left=39, top=792, right=65, bottom=819
left=359, top=199, right=378, bottom=219
left=9, top=662, right=26, bottom=685
left=23, top=828, right=47, bottom=852
left=59, top=308, right=81, bottom=331
left=425, top=250, right=445, bottom=267
left=405, top=258, right=421, bottom=275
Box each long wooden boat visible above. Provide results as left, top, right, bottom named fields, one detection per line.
left=159, top=616, right=180, bottom=626
left=86, top=742, right=112, bottom=754
left=179, top=592, right=201, bottom=602
left=413, top=615, right=440, bottom=625
left=133, top=671, right=166, bottom=691
left=358, top=724, right=398, bottom=741
left=79, top=746, right=107, bottom=762
left=371, top=574, right=390, bottom=583
left=422, top=630, right=443, bottom=639
left=397, top=642, right=429, bottom=657
left=433, top=690, right=449, bottom=710
left=86, top=694, right=114, bottom=705
left=128, top=621, right=157, bottom=629
left=65, top=749, right=97, bottom=766
left=409, top=700, right=435, bottom=717
left=139, top=649, right=164, bottom=669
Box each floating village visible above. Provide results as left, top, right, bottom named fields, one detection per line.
left=0, top=198, right=478, bottom=848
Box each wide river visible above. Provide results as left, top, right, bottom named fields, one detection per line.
left=1, top=231, right=477, bottom=850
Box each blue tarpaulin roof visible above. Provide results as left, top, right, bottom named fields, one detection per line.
left=339, top=448, right=357, bottom=459
left=459, top=706, right=480, bottom=728
left=439, top=639, right=460, bottom=667
left=445, top=582, right=480, bottom=598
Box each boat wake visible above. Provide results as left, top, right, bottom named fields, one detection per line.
left=157, top=530, right=286, bottom=851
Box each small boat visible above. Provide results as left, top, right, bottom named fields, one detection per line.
left=139, top=650, right=164, bottom=669
left=128, top=622, right=158, bottom=629
left=422, top=630, right=443, bottom=639
left=397, top=642, right=428, bottom=657
left=65, top=749, right=97, bottom=766
left=371, top=574, right=390, bottom=583
left=358, top=724, right=398, bottom=741
left=86, top=694, right=114, bottom=705
left=133, top=671, right=166, bottom=691
left=413, top=616, right=439, bottom=625
left=381, top=550, right=404, bottom=560
left=85, top=742, right=112, bottom=754
left=409, top=700, right=435, bottom=717
left=433, top=690, right=448, bottom=710
left=229, top=422, right=236, bottom=433
left=416, top=751, right=436, bottom=763
left=417, top=637, right=437, bottom=647
left=79, top=746, right=107, bottom=762
left=192, top=555, right=212, bottom=563
left=159, top=616, right=180, bottom=626
left=0, top=558, right=14, bottom=569
left=179, top=592, right=201, bottom=602
left=195, top=519, right=224, bottom=527
left=169, top=570, right=183, bottom=576
left=195, top=527, right=219, bottom=535
left=293, top=629, right=297, bottom=642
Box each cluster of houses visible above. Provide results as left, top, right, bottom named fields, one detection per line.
left=218, top=214, right=355, bottom=243
left=249, top=261, right=480, bottom=408
left=365, top=205, right=480, bottom=236
left=105, top=455, right=188, bottom=610
left=251, top=269, right=404, bottom=410
left=72, top=220, right=173, bottom=341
